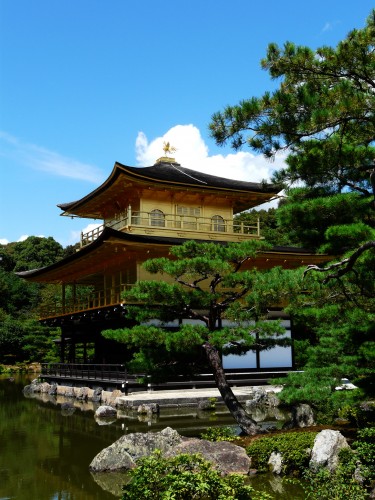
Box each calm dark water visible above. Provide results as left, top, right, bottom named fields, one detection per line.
left=0, top=374, right=305, bottom=499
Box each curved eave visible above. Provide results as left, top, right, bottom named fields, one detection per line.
left=58, top=161, right=281, bottom=217
left=17, top=227, right=332, bottom=284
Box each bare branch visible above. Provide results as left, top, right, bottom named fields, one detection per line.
left=304, top=241, right=375, bottom=283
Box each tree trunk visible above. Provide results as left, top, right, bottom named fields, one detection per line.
left=202, top=341, right=262, bottom=436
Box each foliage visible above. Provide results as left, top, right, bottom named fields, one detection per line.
left=275, top=190, right=373, bottom=251
left=103, top=240, right=299, bottom=434
left=200, top=426, right=239, bottom=442
left=209, top=12, right=375, bottom=422
left=209, top=10, right=375, bottom=182
left=301, top=465, right=368, bottom=500
left=300, top=429, right=375, bottom=499
left=246, top=432, right=316, bottom=474
left=278, top=299, right=374, bottom=421
left=0, top=237, right=64, bottom=364
left=0, top=237, right=65, bottom=318
left=122, top=450, right=271, bottom=500
left=233, top=208, right=291, bottom=246
left=103, top=241, right=296, bottom=358
left=352, top=427, right=375, bottom=484
left=0, top=268, right=40, bottom=317
left=0, top=315, right=60, bottom=364
left=5, top=236, right=64, bottom=272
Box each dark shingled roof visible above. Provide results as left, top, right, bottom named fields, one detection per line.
left=57, top=161, right=280, bottom=212
left=118, top=162, right=279, bottom=191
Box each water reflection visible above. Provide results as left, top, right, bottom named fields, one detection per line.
left=0, top=375, right=117, bottom=500
left=1, top=375, right=296, bottom=499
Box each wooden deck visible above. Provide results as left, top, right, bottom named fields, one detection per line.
left=40, top=363, right=290, bottom=392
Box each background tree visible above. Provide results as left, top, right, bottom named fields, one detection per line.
left=103, top=239, right=297, bottom=435
left=6, top=236, right=64, bottom=272
left=210, top=10, right=375, bottom=260
left=234, top=208, right=292, bottom=246
left=0, top=237, right=63, bottom=365
left=209, top=10, right=375, bottom=419
left=209, top=10, right=374, bottom=172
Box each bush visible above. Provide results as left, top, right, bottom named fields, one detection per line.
left=301, top=464, right=368, bottom=500
left=246, top=432, right=317, bottom=474
left=200, top=426, right=239, bottom=442
left=122, top=450, right=272, bottom=500
left=297, top=427, right=375, bottom=499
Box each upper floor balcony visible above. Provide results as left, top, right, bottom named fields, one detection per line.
left=80, top=207, right=261, bottom=248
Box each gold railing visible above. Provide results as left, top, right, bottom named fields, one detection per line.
left=80, top=210, right=260, bottom=247
left=39, top=283, right=133, bottom=319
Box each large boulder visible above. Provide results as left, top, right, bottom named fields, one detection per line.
left=284, top=403, right=315, bottom=429
left=246, top=388, right=280, bottom=409
left=91, top=387, right=103, bottom=402
left=165, top=438, right=251, bottom=475
left=23, top=381, right=40, bottom=395
left=137, top=403, right=160, bottom=415
left=309, top=430, right=349, bottom=473
left=89, top=427, right=251, bottom=476
left=75, top=387, right=93, bottom=401
left=101, top=390, right=124, bottom=406
left=95, top=405, right=117, bottom=419
left=89, top=427, right=183, bottom=472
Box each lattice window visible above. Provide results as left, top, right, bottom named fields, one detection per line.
left=212, top=215, right=226, bottom=232
left=177, top=206, right=201, bottom=216
left=150, top=209, right=165, bottom=227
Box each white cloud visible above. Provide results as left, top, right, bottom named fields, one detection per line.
left=0, top=131, right=104, bottom=184
left=18, top=235, right=30, bottom=242
left=135, top=124, right=286, bottom=184
left=322, top=22, right=332, bottom=32
left=321, top=20, right=340, bottom=33
left=0, top=234, right=46, bottom=245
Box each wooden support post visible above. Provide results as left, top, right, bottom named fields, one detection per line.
left=62, top=283, right=66, bottom=314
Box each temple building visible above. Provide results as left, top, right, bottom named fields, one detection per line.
left=18, top=157, right=330, bottom=384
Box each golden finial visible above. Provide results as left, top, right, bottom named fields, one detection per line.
left=162, top=141, right=177, bottom=156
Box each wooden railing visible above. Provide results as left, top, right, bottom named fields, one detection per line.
left=41, top=363, right=128, bottom=382
left=39, top=283, right=133, bottom=319
left=81, top=210, right=260, bottom=247
left=40, top=363, right=291, bottom=391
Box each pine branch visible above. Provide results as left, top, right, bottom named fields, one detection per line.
left=304, top=240, right=375, bottom=283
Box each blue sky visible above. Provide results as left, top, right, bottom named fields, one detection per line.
left=1, top=1, right=373, bottom=247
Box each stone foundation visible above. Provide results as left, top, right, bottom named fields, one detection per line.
left=23, top=380, right=124, bottom=407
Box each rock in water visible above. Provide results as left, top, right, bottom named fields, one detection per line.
left=89, top=427, right=182, bottom=472
left=95, top=405, right=117, bottom=418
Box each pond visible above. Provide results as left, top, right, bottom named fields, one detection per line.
left=0, top=374, right=305, bottom=499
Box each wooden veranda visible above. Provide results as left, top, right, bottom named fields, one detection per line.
left=39, top=363, right=292, bottom=392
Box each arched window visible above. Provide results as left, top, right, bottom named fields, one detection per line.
left=212, top=215, right=225, bottom=232
left=150, top=209, right=165, bottom=227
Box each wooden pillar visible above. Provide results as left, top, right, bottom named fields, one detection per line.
left=111, top=274, right=116, bottom=303
left=61, top=331, right=65, bottom=363
left=83, top=341, right=87, bottom=363
left=62, top=283, right=66, bottom=314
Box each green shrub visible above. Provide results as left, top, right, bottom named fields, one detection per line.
left=200, top=426, right=239, bottom=442
left=246, top=432, right=317, bottom=474
left=122, top=450, right=272, bottom=500
left=302, top=465, right=368, bottom=500
left=297, top=427, right=375, bottom=499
